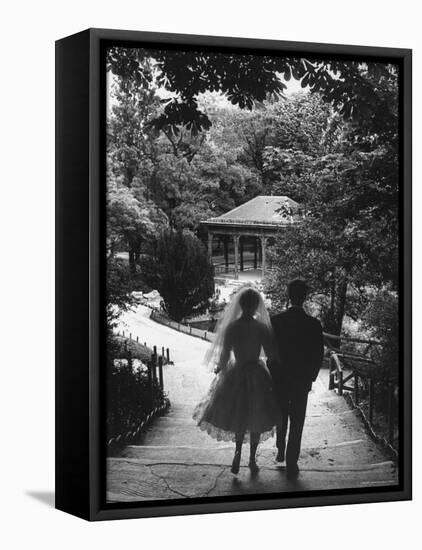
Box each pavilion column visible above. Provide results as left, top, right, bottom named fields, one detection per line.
left=224, top=236, right=229, bottom=273
left=240, top=237, right=244, bottom=271
left=253, top=238, right=258, bottom=269
left=207, top=232, right=213, bottom=262
left=260, top=236, right=268, bottom=278
left=233, top=235, right=240, bottom=280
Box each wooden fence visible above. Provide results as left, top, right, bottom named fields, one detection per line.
left=150, top=310, right=215, bottom=342
left=107, top=333, right=172, bottom=452
left=325, top=332, right=398, bottom=455
left=117, top=329, right=171, bottom=364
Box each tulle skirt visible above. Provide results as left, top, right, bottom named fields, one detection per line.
left=193, top=359, right=279, bottom=442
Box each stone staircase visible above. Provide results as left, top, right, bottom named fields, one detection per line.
left=107, top=371, right=398, bottom=502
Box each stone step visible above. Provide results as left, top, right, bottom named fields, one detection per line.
left=107, top=451, right=397, bottom=502
left=139, top=407, right=368, bottom=449
left=165, top=391, right=351, bottom=416
left=122, top=434, right=390, bottom=468
left=154, top=402, right=353, bottom=424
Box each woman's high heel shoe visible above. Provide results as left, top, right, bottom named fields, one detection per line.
left=231, top=451, right=241, bottom=474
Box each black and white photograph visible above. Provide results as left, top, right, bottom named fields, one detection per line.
left=3, top=0, right=422, bottom=542
left=104, top=42, right=405, bottom=505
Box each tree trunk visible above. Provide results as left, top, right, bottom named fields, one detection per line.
left=323, top=278, right=348, bottom=348
left=335, top=279, right=348, bottom=335
left=128, top=250, right=136, bottom=272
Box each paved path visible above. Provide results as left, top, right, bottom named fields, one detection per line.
left=107, top=306, right=397, bottom=502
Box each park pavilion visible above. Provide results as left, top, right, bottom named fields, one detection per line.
left=200, top=195, right=302, bottom=279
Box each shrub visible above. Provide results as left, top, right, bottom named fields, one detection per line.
left=106, top=256, right=138, bottom=328
left=140, top=229, right=214, bottom=321
left=362, top=289, right=399, bottom=382
left=106, top=359, right=165, bottom=442
left=113, top=334, right=153, bottom=363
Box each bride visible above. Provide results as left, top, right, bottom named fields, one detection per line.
left=193, top=286, right=279, bottom=475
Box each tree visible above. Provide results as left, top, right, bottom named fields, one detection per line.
left=107, top=71, right=161, bottom=180
left=107, top=48, right=397, bottom=140
left=105, top=50, right=399, bottom=338
left=141, top=230, right=215, bottom=321
left=107, top=183, right=168, bottom=269
left=266, top=149, right=398, bottom=335
left=363, top=289, right=399, bottom=381
left=106, top=256, right=138, bottom=329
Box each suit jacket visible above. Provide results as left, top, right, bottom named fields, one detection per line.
left=269, top=307, right=324, bottom=395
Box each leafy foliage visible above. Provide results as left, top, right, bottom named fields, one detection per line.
left=106, top=48, right=398, bottom=341
left=266, top=146, right=398, bottom=334
left=106, top=359, right=165, bottom=441
left=264, top=79, right=398, bottom=335
left=140, top=230, right=215, bottom=321
left=107, top=182, right=168, bottom=268
left=363, top=290, right=399, bottom=381
left=107, top=47, right=398, bottom=141
left=113, top=335, right=154, bottom=363
left=106, top=256, right=138, bottom=328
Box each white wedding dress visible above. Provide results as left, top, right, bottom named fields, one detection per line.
left=193, top=287, right=279, bottom=442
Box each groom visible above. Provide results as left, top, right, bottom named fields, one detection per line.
left=269, top=279, right=324, bottom=478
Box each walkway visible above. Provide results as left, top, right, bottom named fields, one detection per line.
left=107, top=306, right=397, bottom=502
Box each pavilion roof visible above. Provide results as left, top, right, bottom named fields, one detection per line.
left=202, top=195, right=301, bottom=227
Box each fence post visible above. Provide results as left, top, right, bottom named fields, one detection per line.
left=158, top=356, right=164, bottom=389
left=166, top=348, right=170, bottom=363
left=147, top=360, right=153, bottom=402
left=387, top=382, right=395, bottom=444
left=162, top=346, right=165, bottom=358
left=128, top=350, right=133, bottom=371
left=136, top=336, right=139, bottom=343
left=369, top=378, right=375, bottom=425
left=129, top=333, right=132, bottom=341
left=328, top=355, right=335, bottom=390
left=152, top=352, right=157, bottom=383
left=354, top=373, right=359, bottom=404
left=338, top=371, right=343, bottom=396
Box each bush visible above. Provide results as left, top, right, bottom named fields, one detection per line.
left=106, top=359, right=165, bottom=442
left=106, top=256, right=138, bottom=328
left=363, top=289, right=399, bottom=382
left=140, top=229, right=215, bottom=321
left=113, top=334, right=153, bottom=363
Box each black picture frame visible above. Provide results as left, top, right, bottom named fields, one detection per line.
left=55, top=28, right=412, bottom=521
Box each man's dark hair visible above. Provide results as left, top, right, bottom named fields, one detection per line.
left=239, top=287, right=260, bottom=313
left=288, top=279, right=308, bottom=305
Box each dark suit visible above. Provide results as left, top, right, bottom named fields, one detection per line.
left=269, top=307, right=324, bottom=467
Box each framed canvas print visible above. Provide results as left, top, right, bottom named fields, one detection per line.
left=55, top=28, right=412, bottom=521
